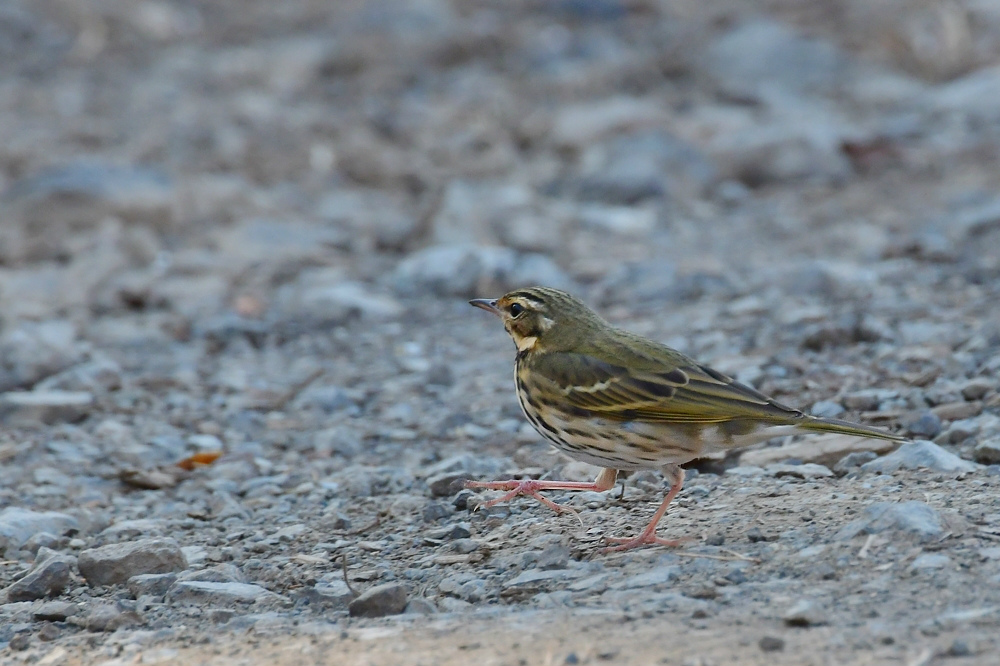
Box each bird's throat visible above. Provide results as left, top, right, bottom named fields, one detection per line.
left=515, top=335, right=538, bottom=352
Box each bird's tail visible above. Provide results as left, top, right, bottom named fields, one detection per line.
left=797, top=416, right=907, bottom=442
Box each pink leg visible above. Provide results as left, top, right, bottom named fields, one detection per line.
left=603, top=464, right=688, bottom=552
left=465, top=468, right=618, bottom=515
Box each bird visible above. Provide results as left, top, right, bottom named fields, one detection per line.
left=466, top=286, right=907, bottom=551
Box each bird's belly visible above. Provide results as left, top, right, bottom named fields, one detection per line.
left=517, top=395, right=708, bottom=470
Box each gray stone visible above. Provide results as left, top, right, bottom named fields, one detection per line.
left=78, top=538, right=187, bottom=587
left=167, top=581, right=283, bottom=605
left=943, top=418, right=981, bottom=444
left=960, top=378, right=994, bottom=401
left=759, top=635, right=785, bottom=652
left=424, top=523, right=471, bottom=541
left=4, top=161, right=174, bottom=230
left=703, top=20, right=845, bottom=101
left=836, top=501, right=944, bottom=542
left=309, top=577, right=355, bottom=609
left=32, top=601, right=79, bottom=622
left=842, top=389, right=898, bottom=412
left=783, top=599, right=829, bottom=626
left=834, top=451, right=878, bottom=474
left=973, top=439, right=1000, bottom=465
left=348, top=583, right=409, bottom=618
left=4, top=555, right=73, bottom=602
left=861, top=440, right=979, bottom=474
left=766, top=463, right=833, bottom=479
left=84, top=603, right=143, bottom=632
left=0, top=321, right=83, bottom=392
left=275, top=273, right=402, bottom=326
left=127, top=573, right=178, bottom=598
left=0, top=391, right=93, bottom=425
left=176, top=563, right=246, bottom=584
left=392, top=244, right=571, bottom=298
left=0, top=508, right=79, bottom=549
left=910, top=553, right=951, bottom=570
left=427, top=473, right=468, bottom=497
left=403, top=598, right=437, bottom=615
left=906, top=412, right=942, bottom=439
left=810, top=400, right=845, bottom=419
left=613, top=567, right=681, bottom=590
left=438, top=574, right=487, bottom=603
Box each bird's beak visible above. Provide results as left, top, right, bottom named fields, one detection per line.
left=469, top=298, right=502, bottom=317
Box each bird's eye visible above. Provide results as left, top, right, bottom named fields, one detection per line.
left=509, top=303, right=524, bottom=317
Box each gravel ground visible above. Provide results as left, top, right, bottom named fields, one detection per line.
left=2, top=1, right=1000, bottom=664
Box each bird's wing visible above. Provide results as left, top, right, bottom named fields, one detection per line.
left=526, top=351, right=806, bottom=425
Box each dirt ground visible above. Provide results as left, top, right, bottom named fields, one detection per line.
left=2, top=0, right=1000, bottom=665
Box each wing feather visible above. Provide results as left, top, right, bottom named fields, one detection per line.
left=525, top=352, right=806, bottom=426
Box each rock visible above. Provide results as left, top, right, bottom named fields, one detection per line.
left=127, top=573, right=178, bottom=598
left=842, top=389, right=898, bottom=411
left=549, top=97, right=668, bottom=151
left=836, top=501, right=944, bottom=542
left=316, top=188, right=418, bottom=250
left=703, top=20, right=845, bottom=102
left=973, top=439, right=1000, bottom=465
left=0, top=320, right=83, bottom=392
left=960, top=378, right=994, bottom=401
left=32, top=601, right=79, bottom=622
left=78, top=538, right=187, bottom=587
left=906, top=412, right=942, bottom=439
left=4, top=555, right=73, bottom=602
left=347, top=583, right=409, bottom=618
left=931, top=401, right=982, bottom=421
left=392, top=244, right=571, bottom=298
left=833, top=451, right=878, bottom=474
left=614, top=567, right=681, bottom=590
left=438, top=574, right=487, bottom=603
left=740, top=434, right=897, bottom=468
left=783, top=599, right=829, bottom=627
left=426, top=473, right=468, bottom=498
left=309, top=577, right=355, bottom=610
left=766, top=463, right=833, bottom=479
left=0, top=390, right=93, bottom=425
left=860, top=440, right=979, bottom=474
left=810, top=400, right=845, bottom=419
left=0, top=508, right=79, bottom=549
left=275, top=272, right=403, bottom=325
left=759, top=635, right=785, bottom=652
left=910, top=553, right=951, bottom=570
left=176, top=564, right=246, bottom=584
left=929, top=63, right=1000, bottom=123
left=84, top=603, right=143, bottom=632
left=2, top=161, right=174, bottom=262
left=167, top=581, right=284, bottom=605
left=403, top=598, right=437, bottom=615
left=424, top=523, right=471, bottom=541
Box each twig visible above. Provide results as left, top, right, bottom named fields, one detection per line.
left=271, top=368, right=324, bottom=410
left=858, top=534, right=876, bottom=559
left=672, top=551, right=759, bottom=563
left=341, top=554, right=359, bottom=598
left=906, top=648, right=934, bottom=666
left=721, top=548, right=760, bottom=562
left=344, top=514, right=381, bottom=536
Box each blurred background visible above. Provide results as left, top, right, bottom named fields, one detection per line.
left=1, top=3, right=999, bottom=656
left=1, top=0, right=1000, bottom=334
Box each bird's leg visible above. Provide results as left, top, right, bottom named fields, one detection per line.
left=466, top=468, right=618, bottom=515
left=603, top=464, right=688, bottom=552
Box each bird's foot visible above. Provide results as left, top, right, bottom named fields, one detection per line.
left=464, top=479, right=591, bottom=518
left=601, top=531, right=691, bottom=553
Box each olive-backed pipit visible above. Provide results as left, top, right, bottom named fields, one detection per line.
left=467, top=286, right=906, bottom=551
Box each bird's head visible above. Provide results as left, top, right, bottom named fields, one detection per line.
left=470, top=286, right=603, bottom=353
